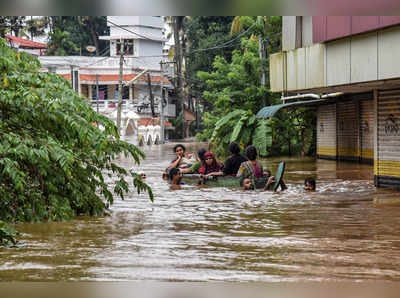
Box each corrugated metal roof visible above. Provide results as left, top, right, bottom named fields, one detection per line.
left=256, top=99, right=332, bottom=118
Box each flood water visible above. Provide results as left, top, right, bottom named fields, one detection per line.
left=1, top=142, right=400, bottom=281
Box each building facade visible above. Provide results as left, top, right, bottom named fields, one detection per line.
left=39, top=16, right=175, bottom=120
left=270, top=16, right=400, bottom=188
left=5, top=35, right=47, bottom=56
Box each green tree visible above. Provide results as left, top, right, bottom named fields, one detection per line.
left=196, top=16, right=315, bottom=158
left=47, top=28, right=79, bottom=55
left=0, top=16, right=26, bottom=38
left=46, top=16, right=109, bottom=56
left=184, top=17, right=235, bottom=107
left=0, top=38, right=152, bottom=245
left=25, top=17, right=50, bottom=40
left=196, top=36, right=274, bottom=156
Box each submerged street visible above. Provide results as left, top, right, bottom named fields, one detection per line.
left=1, top=142, right=400, bottom=281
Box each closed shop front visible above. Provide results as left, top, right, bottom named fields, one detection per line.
left=317, top=104, right=337, bottom=159
left=375, top=89, right=400, bottom=188
left=360, top=99, right=374, bottom=163
left=337, top=101, right=359, bottom=161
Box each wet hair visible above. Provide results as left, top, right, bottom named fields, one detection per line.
left=228, top=142, right=241, bottom=155
left=169, top=168, right=180, bottom=180
left=240, top=177, right=254, bottom=189
left=263, top=169, right=271, bottom=177
left=197, top=148, right=207, bottom=161
left=245, top=145, right=258, bottom=161
left=304, top=177, right=316, bottom=190
left=173, top=144, right=186, bottom=153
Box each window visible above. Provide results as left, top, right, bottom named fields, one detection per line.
left=116, top=39, right=134, bottom=56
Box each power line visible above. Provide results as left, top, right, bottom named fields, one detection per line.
left=187, top=42, right=243, bottom=55
left=189, top=23, right=256, bottom=54
left=82, top=55, right=112, bottom=67
left=106, top=19, right=163, bottom=42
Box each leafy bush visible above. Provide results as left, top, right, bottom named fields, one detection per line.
left=0, top=220, right=17, bottom=246
left=0, top=38, right=152, bottom=244
left=196, top=32, right=316, bottom=158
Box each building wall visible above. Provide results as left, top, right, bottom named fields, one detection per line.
left=375, top=89, right=400, bottom=188
left=313, top=16, right=400, bottom=43
left=282, top=16, right=301, bottom=51
left=137, top=40, right=163, bottom=57
left=108, top=16, right=163, bottom=33
left=360, top=99, right=374, bottom=162
left=317, top=95, right=375, bottom=163
left=337, top=101, right=359, bottom=161
left=270, top=25, right=400, bottom=93
left=302, top=16, right=313, bottom=47
left=317, top=104, right=337, bottom=159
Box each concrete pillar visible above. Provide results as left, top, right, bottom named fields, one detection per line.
left=88, top=84, right=93, bottom=100
left=129, top=84, right=133, bottom=100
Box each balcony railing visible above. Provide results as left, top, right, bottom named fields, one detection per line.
left=90, top=99, right=176, bottom=118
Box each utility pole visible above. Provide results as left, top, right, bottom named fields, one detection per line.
left=147, top=73, right=156, bottom=117
left=117, top=38, right=124, bottom=133
left=160, top=61, right=165, bottom=144
left=96, top=74, right=99, bottom=113
left=258, top=16, right=267, bottom=106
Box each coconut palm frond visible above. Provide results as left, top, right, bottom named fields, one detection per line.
left=250, top=34, right=259, bottom=41
left=168, top=46, right=175, bottom=61
left=230, top=16, right=242, bottom=36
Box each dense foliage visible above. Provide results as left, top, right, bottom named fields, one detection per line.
left=184, top=17, right=235, bottom=106
left=0, top=38, right=152, bottom=245
left=196, top=16, right=316, bottom=157
left=46, top=16, right=109, bottom=56
left=0, top=16, right=109, bottom=56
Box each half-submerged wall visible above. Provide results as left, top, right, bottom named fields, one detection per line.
left=375, top=89, right=400, bottom=188
left=317, top=104, right=337, bottom=159
left=316, top=93, right=374, bottom=163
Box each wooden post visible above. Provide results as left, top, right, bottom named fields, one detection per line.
left=160, top=61, right=165, bottom=144
left=117, top=39, right=124, bottom=133
left=147, top=73, right=156, bottom=117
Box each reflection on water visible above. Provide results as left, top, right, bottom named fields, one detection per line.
left=1, top=142, right=400, bottom=281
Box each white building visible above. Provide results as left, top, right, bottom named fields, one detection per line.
left=39, top=16, right=175, bottom=120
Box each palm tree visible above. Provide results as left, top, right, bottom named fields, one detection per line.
left=24, top=17, right=49, bottom=40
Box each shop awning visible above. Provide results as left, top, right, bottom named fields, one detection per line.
left=256, top=99, right=333, bottom=118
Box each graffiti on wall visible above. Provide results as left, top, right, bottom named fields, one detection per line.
left=384, top=114, right=400, bottom=136
left=361, top=120, right=370, bottom=134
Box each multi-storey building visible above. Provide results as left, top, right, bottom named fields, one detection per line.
left=268, top=16, right=400, bottom=188
left=39, top=16, right=175, bottom=119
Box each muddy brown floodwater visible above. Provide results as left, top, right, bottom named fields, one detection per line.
left=1, top=142, right=400, bottom=281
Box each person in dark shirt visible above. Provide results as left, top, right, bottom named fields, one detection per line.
left=205, top=142, right=247, bottom=178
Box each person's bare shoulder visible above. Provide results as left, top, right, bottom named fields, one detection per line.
left=170, top=185, right=182, bottom=190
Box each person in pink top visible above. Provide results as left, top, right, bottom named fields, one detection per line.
left=237, top=145, right=287, bottom=191
left=237, top=145, right=264, bottom=179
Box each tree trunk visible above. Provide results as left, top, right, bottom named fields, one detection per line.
left=87, top=17, right=100, bottom=56
left=173, top=17, right=182, bottom=117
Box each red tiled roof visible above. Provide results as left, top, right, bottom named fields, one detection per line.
left=138, top=118, right=172, bottom=127
left=6, top=35, right=47, bottom=49
left=60, top=73, right=170, bottom=84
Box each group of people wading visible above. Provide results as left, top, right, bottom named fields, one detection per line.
left=162, top=142, right=317, bottom=191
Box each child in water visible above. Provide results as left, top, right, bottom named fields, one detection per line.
left=169, top=168, right=182, bottom=190
left=240, top=169, right=287, bottom=191
left=304, top=177, right=316, bottom=191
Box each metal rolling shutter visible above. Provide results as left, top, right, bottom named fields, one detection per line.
left=360, top=100, right=374, bottom=163
left=337, top=101, right=359, bottom=161
left=376, top=89, right=400, bottom=187
left=317, top=104, right=337, bottom=159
